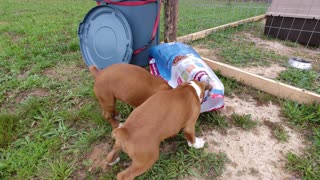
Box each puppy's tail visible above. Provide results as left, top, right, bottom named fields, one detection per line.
left=112, top=127, right=129, bottom=142
left=89, top=66, right=99, bottom=78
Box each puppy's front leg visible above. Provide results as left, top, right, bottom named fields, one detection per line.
left=183, top=123, right=205, bottom=149
left=187, top=137, right=205, bottom=149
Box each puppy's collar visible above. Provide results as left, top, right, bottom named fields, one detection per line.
left=188, top=81, right=202, bottom=102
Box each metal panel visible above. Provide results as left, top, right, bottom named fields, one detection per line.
left=266, top=0, right=320, bottom=19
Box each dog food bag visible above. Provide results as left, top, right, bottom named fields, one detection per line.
left=149, top=42, right=224, bottom=112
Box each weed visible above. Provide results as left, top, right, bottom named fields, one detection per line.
left=115, top=101, right=134, bottom=121
left=263, top=120, right=288, bottom=142
left=48, top=158, right=75, bottom=180
left=278, top=68, right=319, bottom=94
left=198, top=111, right=229, bottom=132
left=101, top=135, right=228, bottom=179
left=282, top=101, right=320, bottom=127
left=253, top=90, right=279, bottom=106
left=287, top=131, right=320, bottom=179
left=282, top=102, right=320, bottom=179
left=215, top=71, right=244, bottom=96
left=232, top=113, right=259, bottom=130
left=282, top=41, right=299, bottom=48
left=273, top=125, right=288, bottom=142
left=73, top=127, right=110, bottom=153
left=0, top=113, right=19, bottom=148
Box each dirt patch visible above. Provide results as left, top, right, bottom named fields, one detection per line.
left=243, top=32, right=294, bottom=57
left=0, top=21, right=8, bottom=25
left=17, top=72, right=28, bottom=79
left=204, top=95, right=306, bottom=180
left=194, top=44, right=287, bottom=79
left=241, top=63, right=287, bottom=79
left=86, top=141, right=111, bottom=172
left=193, top=45, right=219, bottom=60
left=43, top=62, right=86, bottom=82
left=4, top=32, right=23, bottom=43
left=242, top=32, right=320, bottom=71
left=29, top=89, right=49, bottom=97
left=43, top=68, right=58, bottom=79
left=15, top=89, right=49, bottom=103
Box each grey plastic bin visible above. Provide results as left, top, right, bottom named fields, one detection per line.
left=78, top=0, right=161, bottom=69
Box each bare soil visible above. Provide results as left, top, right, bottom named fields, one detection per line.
left=242, top=32, right=320, bottom=72
left=190, top=29, right=318, bottom=179
left=205, top=95, right=306, bottom=180
left=15, top=89, right=49, bottom=104
left=43, top=62, right=86, bottom=82
left=195, top=45, right=287, bottom=80
left=86, top=141, right=111, bottom=172
left=241, top=64, right=286, bottom=79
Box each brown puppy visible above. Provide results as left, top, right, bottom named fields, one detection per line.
left=89, top=64, right=171, bottom=129
left=106, top=80, right=212, bottom=180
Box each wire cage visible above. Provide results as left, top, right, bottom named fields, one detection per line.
left=265, top=0, right=320, bottom=47
left=173, top=0, right=319, bottom=70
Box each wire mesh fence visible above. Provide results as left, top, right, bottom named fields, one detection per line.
left=177, top=0, right=270, bottom=37
left=172, top=0, right=320, bottom=93
left=172, top=0, right=319, bottom=65
left=174, top=0, right=319, bottom=47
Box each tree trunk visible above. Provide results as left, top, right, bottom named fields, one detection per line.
left=164, top=0, right=178, bottom=42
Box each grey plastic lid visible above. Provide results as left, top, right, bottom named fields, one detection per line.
left=78, top=5, right=133, bottom=69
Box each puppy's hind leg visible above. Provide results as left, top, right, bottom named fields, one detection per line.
left=106, top=141, right=121, bottom=166
left=97, top=95, right=120, bottom=129
left=117, top=146, right=159, bottom=180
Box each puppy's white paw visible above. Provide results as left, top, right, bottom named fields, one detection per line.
left=193, top=137, right=205, bottom=149
left=187, top=137, right=205, bottom=149
left=107, top=157, right=120, bottom=166
left=118, top=123, right=123, bottom=128
left=115, top=114, right=122, bottom=121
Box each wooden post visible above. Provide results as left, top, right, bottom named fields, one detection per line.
left=164, top=0, right=179, bottom=42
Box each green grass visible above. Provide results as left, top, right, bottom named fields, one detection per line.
left=0, top=1, right=231, bottom=179
left=177, top=0, right=268, bottom=36
left=0, top=113, right=19, bottom=148
left=286, top=127, right=320, bottom=179
left=215, top=71, right=244, bottom=96
left=282, top=102, right=320, bottom=179
left=282, top=101, right=320, bottom=127
left=278, top=68, right=320, bottom=94
left=2, top=0, right=318, bottom=179
left=198, top=111, right=229, bottom=132
left=138, top=148, right=228, bottom=179
left=263, top=120, right=288, bottom=142
left=190, top=23, right=286, bottom=67
left=101, top=135, right=228, bottom=179
left=0, top=0, right=106, bottom=173
left=231, top=113, right=259, bottom=130
left=273, top=125, right=288, bottom=142
left=47, top=158, right=75, bottom=180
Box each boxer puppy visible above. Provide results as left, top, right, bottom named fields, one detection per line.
left=89, top=64, right=171, bottom=128
left=106, top=80, right=212, bottom=180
